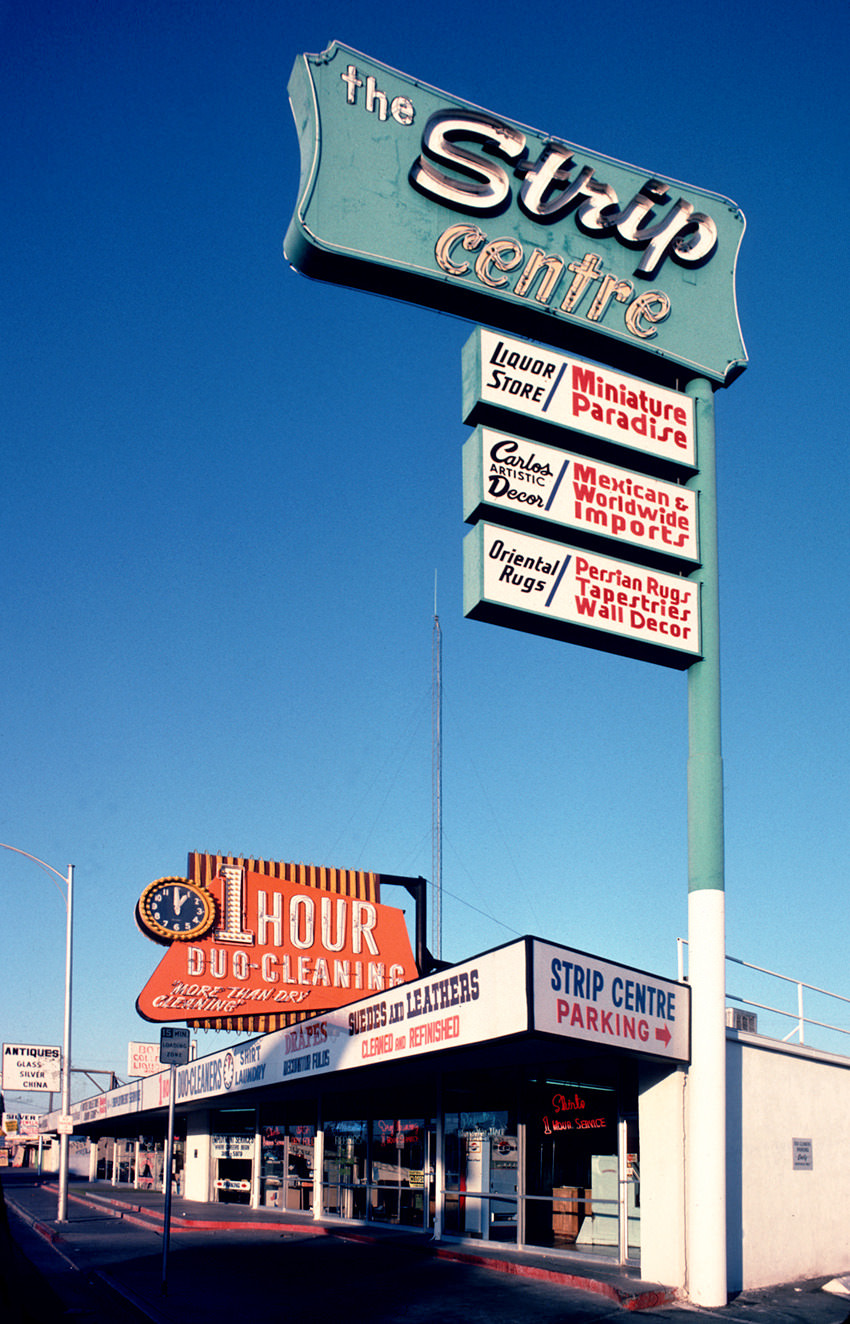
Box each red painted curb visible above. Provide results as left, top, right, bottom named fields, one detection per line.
left=31, top=1220, right=61, bottom=1245
left=57, top=1188, right=327, bottom=1237
left=434, top=1247, right=678, bottom=1312
left=174, top=1218, right=323, bottom=1234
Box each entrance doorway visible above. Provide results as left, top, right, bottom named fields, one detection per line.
left=444, top=1104, right=518, bottom=1243
left=321, top=1116, right=435, bottom=1227
left=525, top=1075, right=638, bottom=1260
left=211, top=1109, right=255, bottom=1204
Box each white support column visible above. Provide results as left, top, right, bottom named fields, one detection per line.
left=434, top=1082, right=444, bottom=1241
left=312, top=1129, right=324, bottom=1220
left=618, top=1118, right=629, bottom=1264
left=251, top=1110, right=262, bottom=1209
left=516, top=1118, right=526, bottom=1248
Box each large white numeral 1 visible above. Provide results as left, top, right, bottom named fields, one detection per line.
left=215, top=865, right=254, bottom=944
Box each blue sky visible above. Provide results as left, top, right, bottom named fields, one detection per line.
left=2, top=0, right=848, bottom=1108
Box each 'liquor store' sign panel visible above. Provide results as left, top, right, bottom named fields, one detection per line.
left=463, top=329, right=696, bottom=474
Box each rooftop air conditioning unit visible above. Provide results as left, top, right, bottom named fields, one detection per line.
left=726, top=1008, right=758, bottom=1033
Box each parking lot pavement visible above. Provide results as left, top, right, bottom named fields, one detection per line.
left=3, top=1174, right=850, bottom=1323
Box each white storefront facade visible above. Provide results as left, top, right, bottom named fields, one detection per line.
left=44, top=936, right=850, bottom=1296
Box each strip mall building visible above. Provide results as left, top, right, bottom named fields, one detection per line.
left=43, top=931, right=850, bottom=1297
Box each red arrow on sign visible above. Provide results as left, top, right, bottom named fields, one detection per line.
left=655, top=1025, right=671, bottom=1047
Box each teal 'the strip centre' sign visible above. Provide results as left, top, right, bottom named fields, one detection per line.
left=285, top=42, right=747, bottom=388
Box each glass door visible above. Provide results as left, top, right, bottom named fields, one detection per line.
left=370, top=1118, right=428, bottom=1226
left=444, top=1108, right=518, bottom=1242
left=525, top=1080, right=618, bottom=1252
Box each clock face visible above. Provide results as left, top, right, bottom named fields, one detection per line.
left=139, top=877, right=215, bottom=942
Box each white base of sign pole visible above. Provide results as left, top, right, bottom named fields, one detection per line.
left=686, top=887, right=727, bottom=1306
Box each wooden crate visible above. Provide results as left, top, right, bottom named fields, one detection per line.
left=552, top=1186, right=592, bottom=1240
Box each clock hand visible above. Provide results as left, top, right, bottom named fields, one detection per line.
left=173, top=888, right=187, bottom=915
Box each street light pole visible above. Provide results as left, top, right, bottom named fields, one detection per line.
left=0, top=843, right=74, bottom=1223
left=58, top=861, right=74, bottom=1222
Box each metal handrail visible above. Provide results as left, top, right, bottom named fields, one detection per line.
left=677, top=939, right=850, bottom=1047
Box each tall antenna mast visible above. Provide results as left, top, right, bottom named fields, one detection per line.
left=431, top=572, right=443, bottom=961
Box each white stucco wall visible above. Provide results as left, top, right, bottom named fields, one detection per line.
left=727, top=1034, right=850, bottom=1291
left=638, top=1064, right=686, bottom=1289
left=639, top=1035, right=850, bottom=1296
left=183, top=1110, right=211, bottom=1202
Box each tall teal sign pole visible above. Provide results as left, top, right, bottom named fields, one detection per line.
left=685, top=379, right=726, bottom=1305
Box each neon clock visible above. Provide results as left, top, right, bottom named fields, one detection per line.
left=138, top=876, right=216, bottom=942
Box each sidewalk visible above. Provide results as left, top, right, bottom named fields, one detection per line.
left=3, top=1173, right=850, bottom=1322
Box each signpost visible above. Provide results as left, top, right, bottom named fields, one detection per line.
left=683, top=378, right=726, bottom=1305
left=462, top=342, right=727, bottom=1302
left=159, top=1027, right=189, bottom=1296
left=460, top=328, right=728, bottom=1301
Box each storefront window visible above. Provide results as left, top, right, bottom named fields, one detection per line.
left=525, top=1078, right=619, bottom=1252
left=135, top=1138, right=162, bottom=1190
left=320, top=1116, right=433, bottom=1226
left=210, top=1108, right=254, bottom=1205
left=323, top=1119, right=368, bottom=1219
